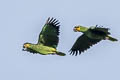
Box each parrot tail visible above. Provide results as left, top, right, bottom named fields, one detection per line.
left=56, top=51, right=66, bottom=56
left=106, top=36, right=118, bottom=41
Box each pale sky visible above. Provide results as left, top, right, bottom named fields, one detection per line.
left=0, top=0, right=120, bottom=80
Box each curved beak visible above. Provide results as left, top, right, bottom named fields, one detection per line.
left=73, top=27, right=77, bottom=32
left=22, top=45, right=26, bottom=51
left=73, top=27, right=78, bottom=32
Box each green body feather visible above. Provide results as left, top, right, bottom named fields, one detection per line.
left=28, top=44, right=56, bottom=55
left=26, top=44, right=66, bottom=56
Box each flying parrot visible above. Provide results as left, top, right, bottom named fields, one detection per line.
left=23, top=17, right=66, bottom=56
left=70, top=25, right=118, bottom=56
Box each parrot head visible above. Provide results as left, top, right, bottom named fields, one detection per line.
left=73, top=26, right=88, bottom=32
left=23, top=43, right=31, bottom=50
left=22, top=43, right=37, bottom=53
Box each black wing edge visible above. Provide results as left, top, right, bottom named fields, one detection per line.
left=69, top=42, right=83, bottom=56
left=45, top=17, right=60, bottom=35
left=95, top=25, right=110, bottom=31
left=69, top=37, right=101, bottom=56
left=69, top=43, right=96, bottom=56
left=68, top=49, right=85, bottom=56
left=90, top=25, right=110, bottom=35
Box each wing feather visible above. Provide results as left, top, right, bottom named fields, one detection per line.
left=90, top=26, right=110, bottom=35
left=38, top=17, right=60, bottom=48
left=70, top=34, right=101, bottom=56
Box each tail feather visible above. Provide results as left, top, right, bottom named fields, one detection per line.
left=56, top=51, right=66, bottom=56
left=107, top=36, right=118, bottom=41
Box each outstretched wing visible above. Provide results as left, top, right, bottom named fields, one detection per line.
left=89, top=26, right=110, bottom=35
left=38, top=17, right=60, bottom=48
left=69, top=34, right=101, bottom=56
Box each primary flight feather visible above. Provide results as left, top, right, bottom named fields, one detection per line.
left=70, top=25, right=118, bottom=56
left=23, top=17, right=65, bottom=56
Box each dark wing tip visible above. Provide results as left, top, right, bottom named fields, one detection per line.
left=69, top=34, right=101, bottom=56
left=46, top=17, right=60, bottom=26
left=95, top=25, right=110, bottom=30
left=46, top=17, right=60, bottom=35
left=69, top=50, right=82, bottom=56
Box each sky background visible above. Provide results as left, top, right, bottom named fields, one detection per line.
left=0, top=0, right=120, bottom=80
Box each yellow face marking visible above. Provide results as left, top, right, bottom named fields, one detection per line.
left=74, top=27, right=80, bottom=32
left=24, top=44, right=30, bottom=48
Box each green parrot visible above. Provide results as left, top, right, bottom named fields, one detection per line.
left=70, top=25, right=118, bottom=56
left=23, top=17, right=66, bottom=56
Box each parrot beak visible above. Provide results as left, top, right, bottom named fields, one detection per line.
left=73, top=26, right=80, bottom=32
left=73, top=27, right=77, bottom=32
left=22, top=45, right=27, bottom=51
left=22, top=48, right=26, bottom=51
left=22, top=43, right=28, bottom=51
